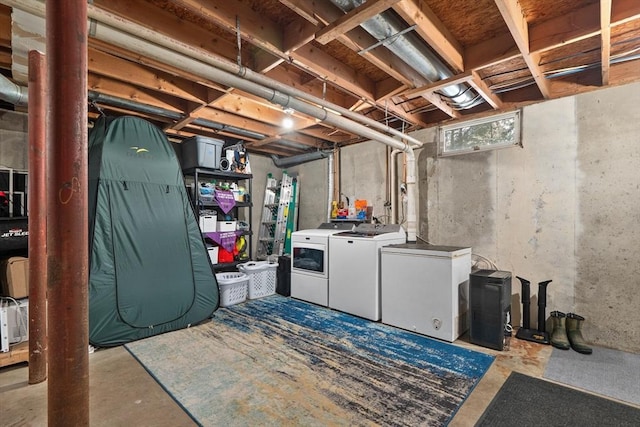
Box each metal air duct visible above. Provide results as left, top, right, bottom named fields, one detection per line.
left=271, top=150, right=331, bottom=168
left=0, top=73, right=28, bottom=106
left=329, top=0, right=482, bottom=109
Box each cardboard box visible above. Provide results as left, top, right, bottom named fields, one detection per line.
left=199, top=215, right=217, bottom=233
left=1, top=257, right=29, bottom=299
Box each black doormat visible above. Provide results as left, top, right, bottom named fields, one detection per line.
left=475, top=371, right=640, bottom=427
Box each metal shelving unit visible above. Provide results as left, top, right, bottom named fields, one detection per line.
left=182, top=167, right=253, bottom=269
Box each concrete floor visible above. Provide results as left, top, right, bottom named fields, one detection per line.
left=0, top=330, right=551, bottom=426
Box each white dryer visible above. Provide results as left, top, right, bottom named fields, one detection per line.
left=328, top=224, right=406, bottom=321
left=290, top=222, right=353, bottom=306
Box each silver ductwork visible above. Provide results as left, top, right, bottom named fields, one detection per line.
left=1, top=0, right=420, bottom=241
left=0, top=74, right=28, bottom=106
left=271, top=150, right=331, bottom=169
left=329, top=0, right=482, bottom=110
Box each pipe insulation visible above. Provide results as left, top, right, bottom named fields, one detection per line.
left=0, top=73, right=28, bottom=106
left=270, top=150, right=330, bottom=168
left=327, top=151, right=334, bottom=223
left=1, top=0, right=419, bottom=241
left=0, top=0, right=424, bottom=149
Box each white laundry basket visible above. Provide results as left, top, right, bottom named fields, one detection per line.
left=216, top=272, right=249, bottom=307
left=238, top=261, right=278, bottom=299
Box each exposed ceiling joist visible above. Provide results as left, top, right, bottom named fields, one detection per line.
left=494, top=0, right=551, bottom=99
left=393, top=0, right=464, bottom=73
left=315, top=0, right=401, bottom=45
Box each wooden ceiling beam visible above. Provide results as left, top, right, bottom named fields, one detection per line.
left=263, top=66, right=350, bottom=108
left=171, top=0, right=285, bottom=58
left=612, top=0, right=640, bottom=25
left=421, top=92, right=461, bottom=118
left=528, top=1, right=640, bottom=54
left=281, top=0, right=428, bottom=122
left=193, top=107, right=276, bottom=137
left=88, top=48, right=210, bottom=104
left=290, top=44, right=376, bottom=101
left=92, top=0, right=242, bottom=65
left=494, top=0, right=551, bottom=99
left=252, top=131, right=323, bottom=148
left=0, top=6, right=10, bottom=47
left=340, top=27, right=427, bottom=88
left=88, top=39, right=231, bottom=95
left=0, top=49, right=10, bottom=69
left=284, top=19, right=317, bottom=54
left=600, top=0, right=612, bottom=86
left=87, top=74, right=187, bottom=114
left=393, top=0, right=464, bottom=73
left=465, top=33, right=521, bottom=71
left=212, top=92, right=318, bottom=130
left=468, top=70, right=504, bottom=109
left=315, top=0, right=401, bottom=45
left=403, top=71, right=473, bottom=99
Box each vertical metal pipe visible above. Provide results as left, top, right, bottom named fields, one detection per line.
left=46, top=1, right=89, bottom=425
left=27, top=50, right=48, bottom=385
left=327, top=151, right=334, bottom=222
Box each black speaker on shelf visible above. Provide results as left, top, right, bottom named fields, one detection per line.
left=219, top=157, right=232, bottom=171
left=469, top=269, right=512, bottom=351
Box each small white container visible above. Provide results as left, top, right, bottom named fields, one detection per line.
left=216, top=220, right=237, bottom=232
left=199, top=215, right=217, bottom=233
left=207, top=246, right=219, bottom=264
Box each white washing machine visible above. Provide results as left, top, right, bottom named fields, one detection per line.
left=328, top=224, right=406, bottom=321
left=290, top=222, right=353, bottom=306
left=381, top=243, right=471, bottom=342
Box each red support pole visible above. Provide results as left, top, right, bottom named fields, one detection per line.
left=27, top=49, right=48, bottom=385
left=46, top=1, right=89, bottom=425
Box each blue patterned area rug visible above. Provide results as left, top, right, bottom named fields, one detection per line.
left=125, top=295, right=494, bottom=426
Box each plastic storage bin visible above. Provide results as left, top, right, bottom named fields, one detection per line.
left=238, top=261, right=278, bottom=299
left=216, top=220, right=237, bottom=232
left=199, top=214, right=217, bottom=233
left=216, top=272, right=249, bottom=307
left=207, top=245, right=219, bottom=264
left=181, top=136, right=224, bottom=169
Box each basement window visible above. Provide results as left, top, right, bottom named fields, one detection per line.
left=438, top=110, right=521, bottom=156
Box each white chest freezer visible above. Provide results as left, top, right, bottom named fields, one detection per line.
left=381, top=243, right=471, bottom=342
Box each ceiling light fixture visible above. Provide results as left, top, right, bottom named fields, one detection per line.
left=282, top=106, right=295, bottom=129
left=282, top=116, right=294, bottom=129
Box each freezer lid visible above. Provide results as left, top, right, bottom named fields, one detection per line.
left=381, top=243, right=471, bottom=257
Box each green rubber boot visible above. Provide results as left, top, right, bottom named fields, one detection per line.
left=566, top=313, right=593, bottom=354
left=550, top=311, right=570, bottom=350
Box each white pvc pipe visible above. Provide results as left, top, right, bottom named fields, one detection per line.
left=327, top=151, right=334, bottom=222
left=390, top=149, right=402, bottom=225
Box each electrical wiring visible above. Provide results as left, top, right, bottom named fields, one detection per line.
left=471, top=253, right=498, bottom=271
left=416, top=235, right=432, bottom=244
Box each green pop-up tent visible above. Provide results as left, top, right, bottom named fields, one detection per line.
left=88, top=116, right=218, bottom=346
